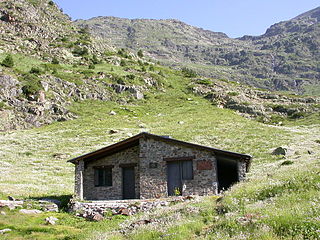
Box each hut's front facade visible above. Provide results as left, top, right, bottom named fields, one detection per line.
left=69, top=132, right=251, bottom=200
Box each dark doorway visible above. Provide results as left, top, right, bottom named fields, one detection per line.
left=167, top=161, right=182, bottom=196
left=122, top=167, right=135, bottom=199
left=217, top=157, right=239, bottom=192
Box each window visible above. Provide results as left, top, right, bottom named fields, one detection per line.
left=181, top=160, right=193, bottom=180
left=94, top=167, right=112, bottom=187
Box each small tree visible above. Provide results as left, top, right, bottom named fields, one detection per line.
left=1, top=55, right=14, bottom=68
left=52, top=57, right=59, bottom=65
left=137, top=49, right=144, bottom=58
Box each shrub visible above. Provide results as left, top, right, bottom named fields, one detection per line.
left=149, top=65, right=155, bottom=71
left=197, top=79, right=212, bottom=85
left=51, top=57, right=59, bottom=65
left=158, top=70, right=165, bottom=77
left=137, top=49, right=144, bottom=58
left=91, top=55, right=99, bottom=64
left=120, top=59, right=126, bottom=67
left=21, top=74, right=43, bottom=96
left=1, top=54, right=14, bottom=68
left=281, top=160, right=294, bottom=166
left=114, top=75, right=125, bottom=85
left=0, top=101, right=5, bottom=109
left=181, top=67, right=197, bottom=78
left=29, top=67, right=42, bottom=75
left=126, top=74, right=135, bottom=80
left=72, top=46, right=88, bottom=57
left=228, top=91, right=239, bottom=96
left=88, top=64, right=95, bottom=69
left=48, top=1, right=54, bottom=6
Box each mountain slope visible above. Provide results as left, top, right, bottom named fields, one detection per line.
left=0, top=0, right=109, bottom=62
left=77, top=7, right=320, bottom=94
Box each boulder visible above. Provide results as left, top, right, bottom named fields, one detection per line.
left=0, top=228, right=11, bottom=234
left=45, top=216, right=58, bottom=225
left=19, top=209, right=42, bottom=214
left=272, top=147, right=287, bottom=155
left=92, top=213, right=104, bottom=221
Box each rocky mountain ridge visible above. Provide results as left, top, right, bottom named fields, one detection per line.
left=77, top=7, right=320, bottom=95
left=0, top=1, right=319, bottom=132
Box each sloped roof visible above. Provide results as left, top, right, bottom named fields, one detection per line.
left=68, top=132, right=252, bottom=168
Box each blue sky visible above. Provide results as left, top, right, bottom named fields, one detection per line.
left=54, top=0, right=319, bottom=38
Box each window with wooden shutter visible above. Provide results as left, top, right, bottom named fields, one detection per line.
left=94, top=167, right=113, bottom=187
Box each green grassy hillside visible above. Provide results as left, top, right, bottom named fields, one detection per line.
left=1, top=54, right=319, bottom=239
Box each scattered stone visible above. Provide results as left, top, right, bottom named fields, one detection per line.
left=52, top=153, right=69, bottom=159
left=7, top=196, right=15, bottom=201
left=92, top=213, right=104, bottom=221
left=308, top=150, right=314, bottom=155
left=178, top=121, right=184, bottom=124
left=19, top=209, right=42, bottom=214
left=187, top=98, right=193, bottom=101
left=135, top=91, right=144, bottom=100
left=0, top=228, right=11, bottom=234
left=272, top=147, right=287, bottom=155
left=119, top=208, right=130, bottom=216
left=109, top=129, right=119, bottom=134
left=38, top=200, right=59, bottom=212
left=109, top=110, right=117, bottom=115
left=138, top=124, right=146, bottom=128
left=0, top=211, right=6, bottom=215
left=45, top=216, right=58, bottom=225
left=0, top=200, right=24, bottom=210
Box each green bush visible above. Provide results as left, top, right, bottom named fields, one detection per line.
left=181, top=67, right=197, bottom=78
left=88, top=64, right=95, bottom=69
left=228, top=91, right=239, bottom=96
left=91, top=55, right=99, bottom=64
left=120, top=59, right=126, bottom=67
left=0, top=101, right=5, bottom=109
left=72, top=46, right=88, bottom=57
left=137, top=49, right=144, bottom=58
left=29, top=67, right=43, bottom=75
left=21, top=74, right=43, bottom=96
left=149, top=65, right=155, bottom=71
left=197, top=79, right=212, bottom=85
left=1, top=54, right=14, bottom=68
left=51, top=57, right=59, bottom=65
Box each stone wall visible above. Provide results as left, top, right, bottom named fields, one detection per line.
left=238, top=161, right=247, bottom=181
left=74, top=160, right=84, bottom=200
left=82, top=146, right=140, bottom=200
left=139, top=138, right=218, bottom=199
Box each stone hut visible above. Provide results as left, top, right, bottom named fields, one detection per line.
left=68, top=132, right=252, bottom=200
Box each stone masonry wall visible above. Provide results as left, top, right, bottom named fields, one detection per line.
left=74, top=160, right=84, bottom=200
left=238, top=161, right=247, bottom=181
left=82, top=146, right=140, bottom=200
left=139, top=138, right=218, bottom=199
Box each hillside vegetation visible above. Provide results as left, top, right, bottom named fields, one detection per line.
left=0, top=1, right=319, bottom=240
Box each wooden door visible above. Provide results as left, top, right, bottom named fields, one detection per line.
left=122, top=167, right=135, bottom=199
left=167, top=162, right=182, bottom=196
